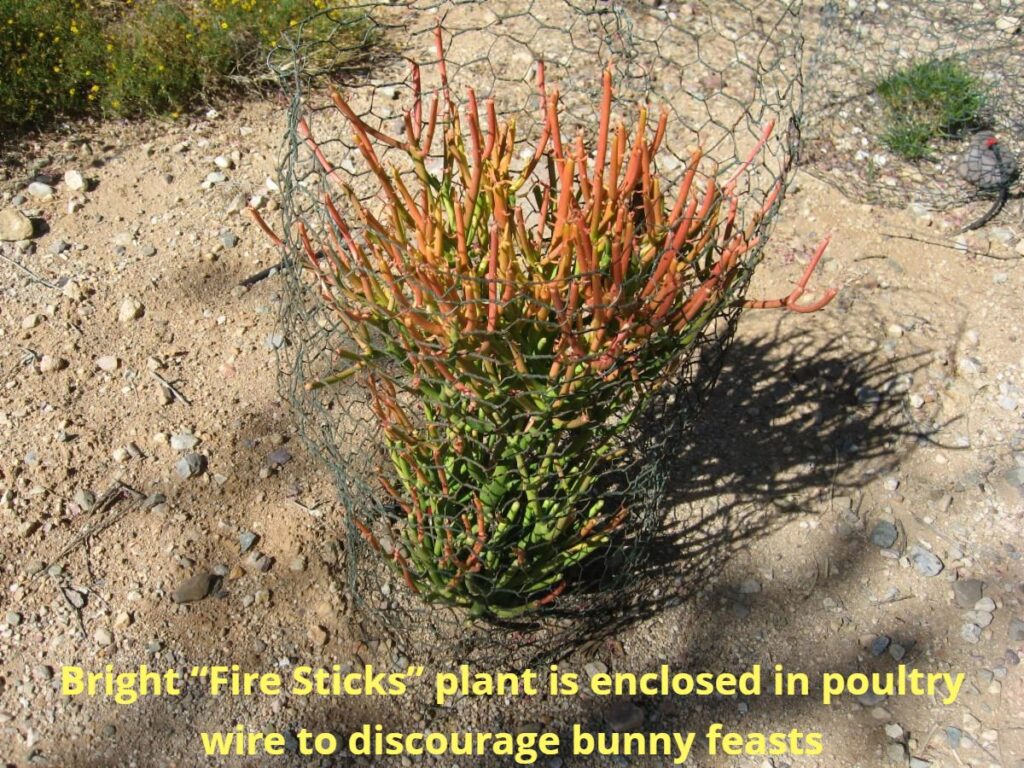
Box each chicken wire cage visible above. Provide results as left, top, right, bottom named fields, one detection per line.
left=802, top=0, right=1023, bottom=219
left=268, top=0, right=806, bottom=666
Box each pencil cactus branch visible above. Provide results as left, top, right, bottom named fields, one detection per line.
left=271, top=32, right=835, bottom=617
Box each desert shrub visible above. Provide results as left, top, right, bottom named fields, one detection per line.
left=0, top=0, right=106, bottom=126
left=265, top=33, right=836, bottom=618
left=0, top=0, right=374, bottom=130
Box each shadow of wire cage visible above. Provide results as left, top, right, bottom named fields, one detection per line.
left=269, top=0, right=804, bottom=667
left=802, top=0, right=1023, bottom=213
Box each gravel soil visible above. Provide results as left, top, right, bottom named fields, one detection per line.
left=1, top=44, right=1023, bottom=768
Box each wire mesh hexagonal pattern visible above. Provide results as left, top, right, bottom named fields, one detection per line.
left=803, top=0, right=1022, bottom=220
left=265, top=0, right=807, bottom=665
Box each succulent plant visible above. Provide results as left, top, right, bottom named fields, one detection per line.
left=254, top=28, right=834, bottom=618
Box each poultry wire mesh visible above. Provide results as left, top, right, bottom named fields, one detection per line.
left=802, top=0, right=1023, bottom=219
left=268, top=0, right=806, bottom=666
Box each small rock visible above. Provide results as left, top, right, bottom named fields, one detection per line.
left=909, top=546, right=943, bottom=577
left=62, top=280, right=84, bottom=301
left=995, top=14, right=1021, bottom=33
left=6, top=611, right=22, bottom=627
left=944, top=727, right=961, bottom=748
left=39, top=355, right=67, bottom=374
left=964, top=610, right=993, bottom=628
left=265, top=332, right=287, bottom=350
left=173, top=571, right=213, bottom=603
left=22, top=313, right=43, bottom=329
left=885, top=742, right=907, bottom=765
left=64, top=170, right=86, bottom=191
left=214, top=155, right=234, bottom=170
left=870, top=521, right=899, bottom=549
left=63, top=588, right=85, bottom=608
left=49, top=239, right=70, bottom=255
left=0, top=208, right=33, bottom=241
left=961, top=623, right=982, bottom=644
left=268, top=448, right=292, bottom=467
left=74, top=488, right=97, bottom=511
left=140, top=244, right=157, bottom=258
left=95, top=355, right=120, bottom=372
left=1009, top=617, right=1024, bottom=642
left=175, top=453, right=206, bottom=479
left=244, top=550, right=273, bottom=572
left=219, top=230, right=239, bottom=248
left=974, top=597, right=995, bottom=612
left=871, top=635, right=891, bottom=656
left=289, top=555, right=307, bottom=572
left=141, top=493, right=166, bottom=511
left=202, top=171, right=227, bottom=189
left=889, top=642, right=907, bottom=662
left=239, top=531, right=259, bottom=553
left=308, top=625, right=328, bottom=646
left=958, top=356, right=983, bottom=376
left=908, top=758, right=930, bottom=768
left=953, top=579, right=984, bottom=608
left=95, top=627, right=113, bottom=646
left=170, top=432, right=199, bottom=451
left=27, top=182, right=54, bottom=200
left=884, top=723, right=904, bottom=740
left=118, top=297, right=144, bottom=323
left=584, top=661, right=608, bottom=678
left=605, top=700, right=644, bottom=732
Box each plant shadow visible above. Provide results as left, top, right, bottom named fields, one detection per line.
left=345, top=315, right=931, bottom=668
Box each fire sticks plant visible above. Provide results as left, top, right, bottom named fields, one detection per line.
left=257, top=29, right=835, bottom=618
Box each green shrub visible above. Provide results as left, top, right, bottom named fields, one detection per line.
left=876, top=58, right=987, bottom=159
left=0, top=0, right=105, bottom=126
left=0, top=0, right=374, bottom=130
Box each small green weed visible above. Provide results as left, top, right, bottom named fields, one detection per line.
left=876, top=58, right=987, bottom=159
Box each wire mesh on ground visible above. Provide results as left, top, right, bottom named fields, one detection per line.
left=267, top=0, right=813, bottom=666
left=803, top=0, right=1023, bottom=217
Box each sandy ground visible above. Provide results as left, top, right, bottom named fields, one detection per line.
left=1, top=33, right=1024, bottom=768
